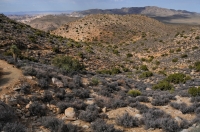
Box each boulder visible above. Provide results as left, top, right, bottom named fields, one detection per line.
left=65, top=107, right=76, bottom=118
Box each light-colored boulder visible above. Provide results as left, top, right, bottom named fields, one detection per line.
left=65, top=107, right=76, bottom=118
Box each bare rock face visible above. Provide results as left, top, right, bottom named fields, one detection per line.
left=52, top=77, right=64, bottom=88
left=65, top=107, right=76, bottom=118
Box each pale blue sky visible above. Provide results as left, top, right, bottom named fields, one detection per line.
left=0, top=0, right=200, bottom=13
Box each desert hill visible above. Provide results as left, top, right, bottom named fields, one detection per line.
left=26, top=14, right=80, bottom=32
left=51, top=14, right=174, bottom=43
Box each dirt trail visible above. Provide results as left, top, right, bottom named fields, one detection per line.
left=0, top=60, right=23, bottom=95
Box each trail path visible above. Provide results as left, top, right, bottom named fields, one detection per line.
left=0, top=60, right=23, bottom=95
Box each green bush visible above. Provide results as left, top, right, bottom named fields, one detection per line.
left=166, top=73, right=189, bottom=84
left=188, top=87, right=200, bottom=97
left=90, top=78, right=99, bottom=86
left=52, top=55, right=84, bottom=72
left=126, top=53, right=133, bottom=58
left=194, top=61, right=200, bottom=72
left=97, top=68, right=121, bottom=75
left=181, top=54, right=188, bottom=58
left=140, top=65, right=148, bottom=71
left=172, top=58, right=178, bottom=62
left=152, top=80, right=174, bottom=91
left=127, top=90, right=141, bottom=97
left=139, top=71, right=153, bottom=78
left=195, top=36, right=200, bottom=39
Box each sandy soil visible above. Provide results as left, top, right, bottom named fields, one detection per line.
left=0, top=60, right=23, bottom=95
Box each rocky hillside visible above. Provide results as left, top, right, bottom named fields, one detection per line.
left=1, top=12, right=200, bottom=132
left=51, top=14, right=174, bottom=43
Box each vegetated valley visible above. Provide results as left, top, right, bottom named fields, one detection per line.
left=0, top=12, right=200, bottom=132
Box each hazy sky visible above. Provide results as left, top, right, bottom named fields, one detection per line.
left=0, top=0, right=200, bottom=13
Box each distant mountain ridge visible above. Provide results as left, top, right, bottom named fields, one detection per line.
left=71, top=6, right=200, bottom=16
left=71, top=6, right=200, bottom=25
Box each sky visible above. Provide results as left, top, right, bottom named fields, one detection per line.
left=0, top=0, right=200, bottom=13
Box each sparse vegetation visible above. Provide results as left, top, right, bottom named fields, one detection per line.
left=52, top=55, right=84, bottom=73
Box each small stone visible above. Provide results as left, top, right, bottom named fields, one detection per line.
left=25, top=76, right=33, bottom=80
left=65, top=107, right=76, bottom=118
left=135, top=114, right=142, bottom=119
left=83, top=125, right=89, bottom=129
left=102, top=107, right=107, bottom=113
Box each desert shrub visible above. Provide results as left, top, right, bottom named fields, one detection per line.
left=71, top=99, right=87, bottom=110
left=152, top=80, right=173, bottom=91
left=179, top=119, right=191, bottom=129
left=166, top=73, right=189, bottom=84
left=38, top=77, right=49, bottom=89
left=116, top=113, right=139, bottom=128
left=79, top=110, right=98, bottom=122
left=107, top=98, right=127, bottom=109
left=56, top=102, right=70, bottom=113
left=140, top=65, right=148, bottom=71
left=52, top=55, right=84, bottom=73
left=73, top=75, right=81, bottom=87
left=126, top=53, right=133, bottom=58
left=0, top=101, right=17, bottom=123
left=20, top=82, right=31, bottom=94
left=194, top=61, right=200, bottom=72
left=130, top=102, right=149, bottom=114
left=136, top=96, right=150, bottom=102
left=73, top=89, right=90, bottom=99
left=55, top=88, right=66, bottom=100
left=139, top=71, right=153, bottom=78
left=127, top=90, right=141, bottom=97
left=90, top=78, right=99, bottom=86
left=29, top=102, right=46, bottom=116
left=195, top=36, right=200, bottom=39
left=160, top=118, right=180, bottom=132
left=172, top=58, right=178, bottom=62
left=41, top=116, right=78, bottom=132
left=188, top=87, right=200, bottom=97
left=195, top=107, right=200, bottom=115
left=22, top=66, right=37, bottom=76
left=191, top=96, right=200, bottom=102
left=170, top=102, right=197, bottom=114
left=142, top=108, right=171, bottom=129
left=91, top=119, right=122, bottom=132
left=181, top=54, right=188, bottom=58
left=2, top=122, right=26, bottom=132
left=98, top=88, right=112, bottom=97
left=151, top=96, right=170, bottom=106
left=42, top=91, right=53, bottom=103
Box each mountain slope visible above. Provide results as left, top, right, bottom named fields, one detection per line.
left=26, top=14, right=80, bottom=32
left=51, top=14, right=174, bottom=43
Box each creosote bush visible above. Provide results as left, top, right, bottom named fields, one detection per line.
left=139, top=71, right=153, bottom=78
left=52, top=55, right=84, bottom=73
left=40, top=117, right=78, bottom=132
left=152, top=80, right=173, bottom=91
left=91, top=119, right=122, bottom=132
left=166, top=73, right=189, bottom=84
left=188, top=87, right=200, bottom=97
left=194, top=61, right=200, bottom=72
left=116, top=113, right=140, bottom=128
left=127, top=90, right=141, bottom=97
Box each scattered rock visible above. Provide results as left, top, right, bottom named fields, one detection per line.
left=52, top=77, right=64, bottom=88
left=102, top=107, right=107, bottom=113
left=65, top=107, right=76, bottom=118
